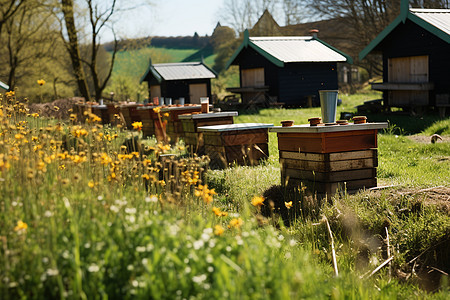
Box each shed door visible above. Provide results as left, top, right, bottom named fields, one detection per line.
left=150, top=85, right=161, bottom=99
left=241, top=68, right=265, bottom=87
left=388, top=55, right=429, bottom=106
left=189, top=83, right=207, bottom=104
left=388, top=55, right=428, bottom=83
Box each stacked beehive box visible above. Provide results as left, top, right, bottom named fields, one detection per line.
left=270, top=123, right=388, bottom=195
left=106, top=104, right=122, bottom=126
left=179, top=112, right=238, bottom=154
left=161, top=105, right=204, bottom=143
left=136, top=106, right=165, bottom=141
left=91, top=105, right=109, bottom=124
left=119, top=104, right=142, bottom=129
left=198, top=123, right=273, bottom=169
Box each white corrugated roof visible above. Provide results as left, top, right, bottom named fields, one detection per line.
left=249, top=36, right=347, bottom=63
left=410, top=9, right=450, bottom=36
left=152, top=62, right=216, bottom=81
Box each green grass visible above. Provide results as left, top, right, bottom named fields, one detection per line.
left=1, top=92, right=450, bottom=298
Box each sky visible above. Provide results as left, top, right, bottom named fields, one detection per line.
left=104, top=0, right=225, bottom=42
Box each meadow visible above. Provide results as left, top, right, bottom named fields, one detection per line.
left=0, top=91, right=449, bottom=299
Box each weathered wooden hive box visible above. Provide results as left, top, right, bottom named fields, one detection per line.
left=72, top=103, right=90, bottom=123
left=161, top=105, right=204, bottom=143
left=119, top=104, right=142, bottom=129
left=106, top=103, right=122, bottom=126
left=136, top=106, right=164, bottom=140
left=179, top=111, right=238, bottom=154
left=270, top=123, right=388, bottom=195
left=90, top=105, right=109, bottom=124
left=198, top=123, right=274, bottom=169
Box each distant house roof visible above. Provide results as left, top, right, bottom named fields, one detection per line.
left=359, top=6, right=450, bottom=60
left=0, top=81, right=9, bottom=90
left=140, top=61, right=217, bottom=84
left=226, top=30, right=352, bottom=69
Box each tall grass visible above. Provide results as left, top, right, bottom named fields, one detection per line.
left=0, top=92, right=448, bottom=298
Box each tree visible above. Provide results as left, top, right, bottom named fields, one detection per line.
left=82, top=0, right=118, bottom=101
left=3, top=1, right=53, bottom=90
left=0, top=0, right=25, bottom=40
left=218, top=0, right=280, bottom=33
left=60, top=0, right=91, bottom=101
left=282, top=0, right=308, bottom=25
left=307, top=0, right=449, bottom=77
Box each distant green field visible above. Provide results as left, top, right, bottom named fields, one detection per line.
left=112, top=47, right=216, bottom=82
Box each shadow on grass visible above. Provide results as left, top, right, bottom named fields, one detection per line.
left=362, top=111, right=443, bottom=135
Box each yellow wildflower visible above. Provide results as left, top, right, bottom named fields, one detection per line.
left=195, top=184, right=216, bottom=204
left=228, top=218, right=243, bottom=229
left=14, top=220, right=28, bottom=232
left=37, top=79, right=46, bottom=86
left=31, top=113, right=39, bottom=118
left=70, top=114, right=77, bottom=121
left=251, top=196, right=265, bottom=207
left=132, top=121, right=143, bottom=131
left=214, top=225, right=225, bottom=236
left=6, top=91, right=15, bottom=97
left=15, top=133, right=24, bottom=140
left=163, top=112, right=169, bottom=117
left=88, top=180, right=95, bottom=188
left=153, top=107, right=161, bottom=114
left=212, top=207, right=228, bottom=217
left=285, top=201, right=293, bottom=209
left=142, top=174, right=150, bottom=181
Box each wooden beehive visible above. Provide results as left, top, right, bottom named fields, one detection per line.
left=161, top=105, right=204, bottom=143
left=179, top=112, right=238, bottom=154
left=198, top=123, right=273, bottom=169
left=91, top=105, right=109, bottom=124
left=119, top=104, right=142, bottom=129
left=136, top=106, right=165, bottom=141
left=270, top=123, right=388, bottom=195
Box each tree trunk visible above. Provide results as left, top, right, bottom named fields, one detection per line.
left=60, top=0, right=91, bottom=102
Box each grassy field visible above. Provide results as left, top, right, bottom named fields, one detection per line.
left=108, top=46, right=216, bottom=101
left=112, top=47, right=216, bottom=81
left=0, top=92, right=449, bottom=298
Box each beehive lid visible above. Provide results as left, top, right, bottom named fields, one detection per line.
left=178, top=112, right=238, bottom=119
left=198, top=123, right=274, bottom=132
left=269, top=122, right=388, bottom=133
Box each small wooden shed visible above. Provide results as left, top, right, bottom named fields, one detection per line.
left=359, top=1, right=450, bottom=110
left=140, top=60, right=217, bottom=104
left=225, top=30, right=352, bottom=107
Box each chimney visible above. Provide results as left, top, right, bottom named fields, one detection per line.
left=309, top=29, right=319, bottom=38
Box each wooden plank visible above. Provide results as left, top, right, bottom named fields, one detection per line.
left=283, top=168, right=377, bottom=182
left=284, top=178, right=377, bottom=194
left=280, top=157, right=377, bottom=172
left=222, top=132, right=268, bottom=146
left=280, top=149, right=377, bottom=161
left=277, top=130, right=377, bottom=153
left=194, top=117, right=234, bottom=132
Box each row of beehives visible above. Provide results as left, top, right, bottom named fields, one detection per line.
left=73, top=102, right=387, bottom=195
left=72, top=102, right=274, bottom=170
